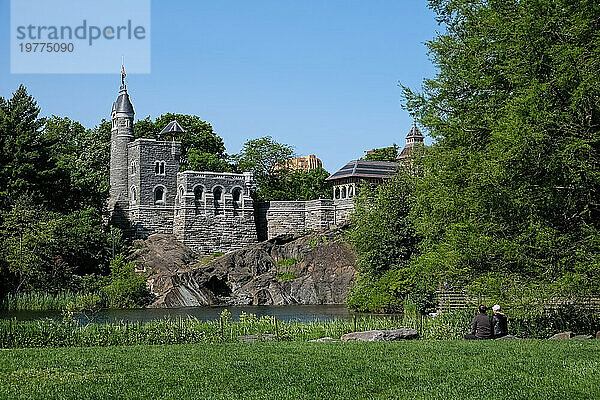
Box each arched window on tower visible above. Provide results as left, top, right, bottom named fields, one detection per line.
left=348, top=186, right=354, bottom=198
left=232, top=187, right=242, bottom=203
left=341, top=187, right=347, bottom=199
left=131, top=161, right=136, bottom=175
left=131, top=186, right=137, bottom=204
left=213, top=187, right=222, bottom=201
left=160, top=161, right=165, bottom=175
left=194, top=186, right=204, bottom=214
left=335, top=187, right=340, bottom=199
left=154, top=186, right=165, bottom=205
left=232, top=187, right=242, bottom=216
left=213, top=187, right=223, bottom=215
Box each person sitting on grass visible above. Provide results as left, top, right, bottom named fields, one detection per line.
left=491, top=304, right=508, bottom=338
left=464, top=304, right=492, bottom=340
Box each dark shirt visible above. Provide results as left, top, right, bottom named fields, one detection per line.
left=470, top=313, right=492, bottom=339
left=492, top=313, right=508, bottom=337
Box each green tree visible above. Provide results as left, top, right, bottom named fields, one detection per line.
left=258, top=167, right=333, bottom=201
left=134, top=114, right=229, bottom=172
left=286, top=168, right=332, bottom=201
left=402, top=0, right=600, bottom=300
left=0, top=88, right=117, bottom=296
left=0, top=196, right=63, bottom=292
left=364, top=145, right=399, bottom=162
left=44, top=117, right=111, bottom=211
left=234, top=136, right=295, bottom=200
left=234, top=136, right=294, bottom=180
left=102, top=255, right=149, bottom=308
left=0, top=86, right=59, bottom=210
left=346, top=170, right=426, bottom=312
left=0, top=195, right=114, bottom=294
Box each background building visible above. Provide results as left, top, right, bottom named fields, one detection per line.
left=278, top=154, right=323, bottom=171
left=398, top=122, right=424, bottom=160
left=326, top=160, right=398, bottom=200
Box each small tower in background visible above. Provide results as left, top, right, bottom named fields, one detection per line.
left=398, top=121, right=424, bottom=160
left=109, top=65, right=135, bottom=226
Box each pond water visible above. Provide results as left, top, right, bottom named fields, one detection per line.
left=0, top=305, right=395, bottom=325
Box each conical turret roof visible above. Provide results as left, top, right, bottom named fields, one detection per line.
left=113, top=85, right=134, bottom=114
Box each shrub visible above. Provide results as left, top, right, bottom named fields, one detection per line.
left=101, top=255, right=149, bottom=309
left=345, top=271, right=404, bottom=313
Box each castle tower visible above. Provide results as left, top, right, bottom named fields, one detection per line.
left=109, top=68, right=135, bottom=225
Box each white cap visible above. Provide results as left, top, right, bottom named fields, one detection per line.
left=492, top=305, right=501, bottom=311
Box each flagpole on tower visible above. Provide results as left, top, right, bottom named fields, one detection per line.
left=121, top=56, right=126, bottom=87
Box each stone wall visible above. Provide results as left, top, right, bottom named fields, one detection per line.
left=256, top=199, right=354, bottom=240
left=257, top=201, right=308, bottom=239
left=128, top=206, right=176, bottom=237
left=333, top=198, right=354, bottom=225
left=122, top=138, right=182, bottom=239
left=128, top=139, right=181, bottom=209
left=173, top=171, right=257, bottom=255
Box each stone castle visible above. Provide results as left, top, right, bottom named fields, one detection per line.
left=108, top=79, right=421, bottom=255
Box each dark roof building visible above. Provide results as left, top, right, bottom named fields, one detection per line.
left=326, top=122, right=424, bottom=200
left=326, top=160, right=398, bottom=200
left=326, top=160, right=398, bottom=182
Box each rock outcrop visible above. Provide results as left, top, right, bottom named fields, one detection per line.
left=495, top=334, right=519, bottom=340
left=131, top=229, right=357, bottom=308
left=309, top=337, right=338, bottom=342
left=549, top=331, right=573, bottom=339
left=340, top=328, right=419, bottom=342
left=128, top=235, right=199, bottom=299
left=549, top=331, right=595, bottom=340
left=572, top=334, right=594, bottom=340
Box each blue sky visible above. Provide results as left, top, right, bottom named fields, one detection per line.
left=1, top=0, right=439, bottom=172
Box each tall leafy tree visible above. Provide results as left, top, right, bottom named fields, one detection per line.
left=43, top=117, right=110, bottom=212
left=402, top=0, right=600, bottom=299
left=345, top=167, right=428, bottom=312
left=0, top=85, right=53, bottom=210
left=234, top=136, right=295, bottom=180
left=0, top=88, right=116, bottom=295
left=0, top=196, right=55, bottom=293
left=285, top=168, right=333, bottom=201
left=258, top=167, right=333, bottom=201
left=234, top=136, right=295, bottom=200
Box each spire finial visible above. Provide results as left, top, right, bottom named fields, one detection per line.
left=121, top=56, right=126, bottom=87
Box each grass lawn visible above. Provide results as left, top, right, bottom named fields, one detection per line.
left=1, top=340, right=599, bottom=400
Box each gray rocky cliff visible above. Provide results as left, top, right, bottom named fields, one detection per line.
left=130, top=229, right=357, bottom=308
